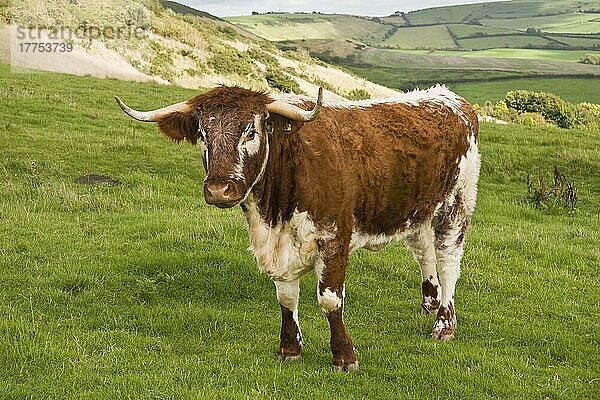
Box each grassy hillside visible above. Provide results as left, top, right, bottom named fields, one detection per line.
left=1, top=65, right=600, bottom=399
left=227, top=1, right=600, bottom=93
left=5, top=0, right=396, bottom=100
left=227, top=13, right=390, bottom=42
left=403, top=0, right=600, bottom=25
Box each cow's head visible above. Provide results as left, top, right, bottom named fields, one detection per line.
left=115, top=86, right=322, bottom=208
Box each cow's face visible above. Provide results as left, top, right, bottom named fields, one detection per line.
left=198, top=109, right=270, bottom=208
left=115, top=86, right=322, bottom=209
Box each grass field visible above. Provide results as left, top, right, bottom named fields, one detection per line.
left=404, top=0, right=600, bottom=25
left=456, top=35, right=554, bottom=50
left=480, top=13, right=600, bottom=33
left=227, top=13, right=390, bottom=42
left=381, top=25, right=457, bottom=49
left=401, top=49, right=598, bottom=62
left=452, top=77, right=600, bottom=104
left=1, top=65, right=600, bottom=398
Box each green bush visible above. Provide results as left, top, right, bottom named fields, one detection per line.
left=347, top=88, right=371, bottom=100
left=207, top=45, right=255, bottom=77
left=148, top=40, right=175, bottom=82
left=578, top=54, right=600, bottom=66
left=265, top=68, right=302, bottom=93
left=504, top=90, right=584, bottom=129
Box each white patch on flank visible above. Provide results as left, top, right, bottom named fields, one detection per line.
left=244, top=201, right=322, bottom=281
left=275, top=84, right=469, bottom=124
left=349, top=221, right=417, bottom=252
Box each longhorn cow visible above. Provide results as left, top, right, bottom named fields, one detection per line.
left=115, top=85, right=480, bottom=371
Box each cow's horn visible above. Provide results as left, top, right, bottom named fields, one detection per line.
left=114, top=96, right=192, bottom=122
left=267, top=87, right=323, bottom=122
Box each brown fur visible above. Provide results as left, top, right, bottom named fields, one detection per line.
left=139, top=86, right=478, bottom=369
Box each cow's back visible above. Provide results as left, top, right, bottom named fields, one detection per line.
left=292, top=90, right=478, bottom=238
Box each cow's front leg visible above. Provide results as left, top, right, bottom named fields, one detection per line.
left=316, top=238, right=358, bottom=371
left=274, top=280, right=302, bottom=361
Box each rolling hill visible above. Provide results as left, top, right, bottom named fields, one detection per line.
left=1, top=0, right=397, bottom=100
left=227, top=0, right=600, bottom=92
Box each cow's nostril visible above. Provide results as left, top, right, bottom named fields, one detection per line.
left=204, top=180, right=243, bottom=207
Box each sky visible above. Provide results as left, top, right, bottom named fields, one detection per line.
left=178, top=0, right=505, bottom=17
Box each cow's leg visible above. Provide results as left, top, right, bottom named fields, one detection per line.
left=274, top=280, right=302, bottom=361
left=406, top=226, right=441, bottom=315
left=432, top=191, right=471, bottom=341
left=315, top=237, right=358, bottom=371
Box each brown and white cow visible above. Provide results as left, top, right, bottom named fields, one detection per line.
left=115, top=85, right=480, bottom=371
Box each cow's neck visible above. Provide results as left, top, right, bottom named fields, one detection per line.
left=248, top=125, right=300, bottom=227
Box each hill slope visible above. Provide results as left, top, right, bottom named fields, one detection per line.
left=227, top=1, right=600, bottom=91
left=1, top=0, right=397, bottom=100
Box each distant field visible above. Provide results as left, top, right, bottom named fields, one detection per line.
left=404, top=0, right=600, bottom=25
left=403, top=49, right=598, bottom=62
left=404, top=3, right=481, bottom=25
left=554, top=35, right=600, bottom=47
left=446, top=23, right=518, bottom=38
left=480, top=13, right=600, bottom=33
left=452, top=77, right=600, bottom=104
left=227, top=13, right=390, bottom=42
left=457, top=35, right=554, bottom=50
left=381, top=25, right=457, bottom=49
left=360, top=48, right=600, bottom=75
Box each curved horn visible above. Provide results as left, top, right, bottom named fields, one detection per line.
left=267, top=87, right=323, bottom=122
left=114, top=96, right=192, bottom=122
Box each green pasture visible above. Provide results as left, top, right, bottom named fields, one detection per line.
left=401, top=49, right=597, bottom=62
left=452, top=77, right=600, bottom=105
left=381, top=25, right=457, bottom=49
left=226, top=13, right=390, bottom=42
left=446, top=23, right=518, bottom=39
left=359, top=48, right=600, bottom=75
left=456, top=35, right=554, bottom=50
left=1, top=65, right=600, bottom=398
left=480, top=13, right=600, bottom=33
left=404, top=0, right=600, bottom=25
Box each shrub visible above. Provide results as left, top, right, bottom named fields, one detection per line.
left=347, top=88, right=371, bottom=101
left=207, top=45, right=255, bottom=77
left=265, top=68, right=302, bottom=93
left=148, top=40, right=175, bottom=82
left=526, top=166, right=578, bottom=212
left=578, top=54, right=600, bottom=66
left=504, top=90, right=584, bottom=128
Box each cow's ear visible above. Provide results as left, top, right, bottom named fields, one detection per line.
left=156, top=112, right=199, bottom=144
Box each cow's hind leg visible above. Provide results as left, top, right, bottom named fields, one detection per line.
left=432, top=191, right=472, bottom=341
left=405, top=226, right=441, bottom=315
left=274, top=280, right=302, bottom=361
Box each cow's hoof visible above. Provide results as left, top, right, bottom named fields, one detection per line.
left=277, top=352, right=302, bottom=362
left=332, top=361, right=359, bottom=372
left=431, top=303, right=456, bottom=341
left=431, top=327, right=455, bottom=341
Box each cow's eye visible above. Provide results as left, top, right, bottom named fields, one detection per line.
left=246, top=131, right=256, bottom=141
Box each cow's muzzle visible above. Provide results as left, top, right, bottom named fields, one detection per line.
left=203, top=179, right=245, bottom=208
